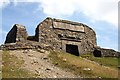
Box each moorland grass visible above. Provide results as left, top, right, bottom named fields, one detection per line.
left=2, top=50, right=35, bottom=78
left=49, top=50, right=118, bottom=78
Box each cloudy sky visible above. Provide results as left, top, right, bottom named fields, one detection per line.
left=0, top=0, right=119, bottom=50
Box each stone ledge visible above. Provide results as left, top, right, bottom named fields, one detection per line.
left=1, top=41, right=53, bottom=50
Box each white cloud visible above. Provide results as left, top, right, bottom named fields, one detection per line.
left=38, top=0, right=118, bottom=27
left=38, top=0, right=76, bottom=17
left=0, top=0, right=10, bottom=8
left=1, top=0, right=118, bottom=26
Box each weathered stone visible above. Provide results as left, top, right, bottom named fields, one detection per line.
left=35, top=17, right=97, bottom=55
left=93, top=47, right=119, bottom=57
left=5, top=24, right=28, bottom=43
left=45, top=68, right=52, bottom=71
left=2, top=17, right=119, bottom=57
left=39, top=49, right=46, bottom=53
left=83, top=68, right=91, bottom=71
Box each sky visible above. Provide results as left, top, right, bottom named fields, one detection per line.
left=0, top=0, right=119, bottom=51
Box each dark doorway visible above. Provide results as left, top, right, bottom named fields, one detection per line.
left=66, top=44, right=79, bottom=56
left=93, top=50, right=102, bottom=57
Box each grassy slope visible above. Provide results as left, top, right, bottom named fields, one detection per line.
left=49, top=50, right=118, bottom=78
left=0, top=51, right=2, bottom=79
left=1, top=50, right=119, bottom=78
left=80, top=53, right=118, bottom=69
left=2, top=50, right=35, bottom=78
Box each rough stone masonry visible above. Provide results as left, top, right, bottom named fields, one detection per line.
left=2, top=17, right=119, bottom=57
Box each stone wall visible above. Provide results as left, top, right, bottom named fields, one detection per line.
left=3, top=17, right=119, bottom=57
left=2, top=41, right=52, bottom=50
left=35, top=17, right=97, bottom=54
left=93, top=47, right=119, bottom=57
left=5, top=24, right=28, bottom=43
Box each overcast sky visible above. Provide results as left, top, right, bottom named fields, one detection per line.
left=0, top=0, right=119, bottom=51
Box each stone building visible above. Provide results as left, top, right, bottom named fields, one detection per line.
left=3, top=17, right=119, bottom=57
left=35, top=17, right=97, bottom=56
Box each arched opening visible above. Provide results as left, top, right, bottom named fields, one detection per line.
left=66, top=44, right=79, bottom=56
left=93, top=50, right=102, bottom=57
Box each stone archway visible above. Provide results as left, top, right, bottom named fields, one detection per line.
left=93, top=49, right=102, bottom=57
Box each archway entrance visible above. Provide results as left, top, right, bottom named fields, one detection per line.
left=93, top=50, right=102, bottom=57
left=66, top=44, right=79, bottom=56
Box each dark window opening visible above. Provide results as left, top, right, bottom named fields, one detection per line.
left=93, top=50, right=102, bottom=57
left=66, top=44, right=79, bottom=56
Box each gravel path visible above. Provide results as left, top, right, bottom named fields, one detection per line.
left=9, top=49, right=78, bottom=78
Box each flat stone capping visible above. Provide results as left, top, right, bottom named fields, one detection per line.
left=52, top=18, right=85, bottom=26
left=53, top=21, right=85, bottom=32
left=1, top=41, right=53, bottom=50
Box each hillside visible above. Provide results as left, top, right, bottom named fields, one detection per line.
left=1, top=49, right=119, bottom=79
left=1, top=50, right=77, bottom=78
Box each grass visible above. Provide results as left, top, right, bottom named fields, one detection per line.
left=1, top=49, right=119, bottom=78
left=49, top=50, right=118, bottom=78
left=0, top=50, right=2, bottom=79
left=2, top=50, right=35, bottom=78
left=80, top=53, right=119, bottom=69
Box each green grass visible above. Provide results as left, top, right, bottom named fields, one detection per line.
left=2, top=50, right=35, bottom=78
left=1, top=49, right=119, bottom=78
left=80, top=53, right=118, bottom=68
left=0, top=51, right=2, bottom=79
left=49, top=50, right=118, bottom=78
